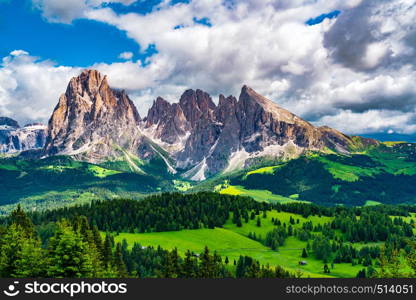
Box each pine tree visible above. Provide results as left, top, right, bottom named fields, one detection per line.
left=9, top=205, right=35, bottom=238
left=46, top=220, right=94, bottom=278
left=405, top=243, right=416, bottom=277
left=114, top=243, right=128, bottom=277
left=236, top=256, right=245, bottom=278
left=13, top=237, right=46, bottom=277
left=92, top=226, right=104, bottom=258
left=0, top=224, right=45, bottom=277
left=103, top=234, right=113, bottom=268
left=199, top=246, right=214, bottom=278
left=301, top=248, right=308, bottom=258
left=182, top=250, right=197, bottom=278
left=256, top=217, right=261, bottom=227
left=163, top=248, right=181, bottom=278
left=356, top=269, right=366, bottom=278
left=236, top=216, right=242, bottom=227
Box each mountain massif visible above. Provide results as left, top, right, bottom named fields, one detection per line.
left=1, top=69, right=373, bottom=180
left=1, top=69, right=415, bottom=211
left=0, top=117, right=47, bottom=154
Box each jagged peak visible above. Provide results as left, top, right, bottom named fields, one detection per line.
left=218, top=94, right=237, bottom=106
left=154, top=96, right=171, bottom=107
left=66, top=69, right=108, bottom=97
left=239, top=85, right=310, bottom=125
left=179, top=89, right=215, bottom=107
left=239, top=85, right=275, bottom=107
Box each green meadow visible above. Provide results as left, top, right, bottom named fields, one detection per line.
left=219, top=185, right=307, bottom=204
left=110, top=210, right=368, bottom=278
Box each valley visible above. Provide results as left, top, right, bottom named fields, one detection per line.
left=0, top=70, right=415, bottom=279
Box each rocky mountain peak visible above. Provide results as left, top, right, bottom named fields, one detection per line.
left=215, top=95, right=237, bottom=123
left=143, top=96, right=189, bottom=146
left=32, top=70, right=363, bottom=179
left=238, top=85, right=297, bottom=124
left=146, top=97, right=172, bottom=127
left=0, top=118, right=46, bottom=154
left=44, top=69, right=142, bottom=161
left=179, top=89, right=216, bottom=128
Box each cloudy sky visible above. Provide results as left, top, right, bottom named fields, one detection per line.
left=0, top=0, right=415, bottom=140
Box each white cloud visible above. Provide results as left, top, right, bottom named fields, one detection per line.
left=0, top=51, right=79, bottom=124
left=10, top=50, right=29, bottom=57
left=317, top=110, right=416, bottom=135
left=118, top=51, right=134, bottom=60
left=32, top=0, right=137, bottom=23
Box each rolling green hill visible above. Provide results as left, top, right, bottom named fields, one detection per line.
left=0, top=155, right=174, bottom=214
left=226, top=143, right=416, bottom=206
left=0, top=142, right=415, bottom=212
left=17, top=192, right=416, bottom=278
left=108, top=206, right=414, bottom=278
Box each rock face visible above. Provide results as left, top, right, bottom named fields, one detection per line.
left=170, top=86, right=354, bottom=178
left=0, top=118, right=47, bottom=153
left=43, top=70, right=142, bottom=162
left=42, top=69, right=364, bottom=179
left=143, top=97, right=188, bottom=146
left=140, top=85, right=355, bottom=179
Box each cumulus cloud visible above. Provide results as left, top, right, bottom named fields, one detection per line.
left=118, top=51, right=134, bottom=60
left=5, top=0, right=416, bottom=135
left=317, top=110, right=416, bottom=135
left=0, top=51, right=79, bottom=124
left=32, top=0, right=136, bottom=23
left=323, top=0, right=416, bottom=71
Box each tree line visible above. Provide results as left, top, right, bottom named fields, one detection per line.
left=24, top=192, right=269, bottom=233
left=0, top=205, right=294, bottom=278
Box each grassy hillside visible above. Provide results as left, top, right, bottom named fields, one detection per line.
left=109, top=209, right=376, bottom=278
left=219, top=185, right=307, bottom=204
left=23, top=192, right=416, bottom=278
left=0, top=141, right=415, bottom=212
left=0, top=155, right=173, bottom=214
left=227, top=143, right=416, bottom=206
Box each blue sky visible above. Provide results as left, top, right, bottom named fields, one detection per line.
left=0, top=0, right=415, bottom=139
left=306, top=10, right=341, bottom=26
left=0, top=0, right=153, bottom=66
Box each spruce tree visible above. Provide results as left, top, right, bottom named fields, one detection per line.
left=114, top=243, right=128, bottom=277
left=301, top=248, right=308, bottom=258
left=103, top=234, right=114, bottom=268
left=46, top=220, right=94, bottom=278
left=199, top=246, right=214, bottom=278
left=0, top=224, right=45, bottom=277
left=9, top=205, right=35, bottom=238
left=183, top=250, right=197, bottom=278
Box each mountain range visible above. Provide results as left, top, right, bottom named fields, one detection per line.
left=1, top=69, right=415, bottom=212
left=0, top=117, right=47, bottom=154
left=1, top=69, right=376, bottom=180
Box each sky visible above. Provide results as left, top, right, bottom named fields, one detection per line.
left=0, top=0, right=415, bottom=140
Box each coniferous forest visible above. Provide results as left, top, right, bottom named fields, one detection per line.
left=1, top=192, right=416, bottom=278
